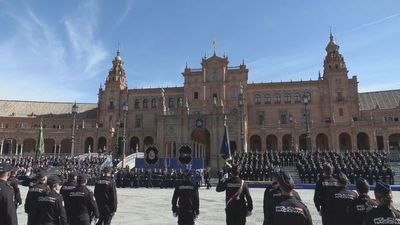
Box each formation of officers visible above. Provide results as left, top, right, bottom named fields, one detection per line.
left=0, top=162, right=117, bottom=225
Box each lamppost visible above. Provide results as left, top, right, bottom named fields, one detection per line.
left=289, top=114, right=294, bottom=152
left=71, top=103, right=78, bottom=156
left=238, top=84, right=245, bottom=152
left=121, top=102, right=128, bottom=168
left=302, top=94, right=312, bottom=152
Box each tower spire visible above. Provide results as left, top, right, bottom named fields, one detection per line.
left=117, top=42, right=121, bottom=56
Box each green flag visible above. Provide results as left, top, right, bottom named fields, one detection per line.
left=36, top=124, right=45, bottom=154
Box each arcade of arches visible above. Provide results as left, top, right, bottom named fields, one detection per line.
left=190, top=129, right=210, bottom=165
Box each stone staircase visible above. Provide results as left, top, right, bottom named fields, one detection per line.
left=283, top=166, right=301, bottom=184
left=389, top=162, right=400, bottom=184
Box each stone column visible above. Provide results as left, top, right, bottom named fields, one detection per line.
left=15, top=144, right=19, bottom=156
left=20, top=144, right=23, bottom=155
left=0, top=139, right=3, bottom=155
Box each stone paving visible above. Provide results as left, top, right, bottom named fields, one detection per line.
left=17, top=186, right=400, bottom=225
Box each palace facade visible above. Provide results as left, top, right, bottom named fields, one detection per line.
left=1, top=33, right=400, bottom=167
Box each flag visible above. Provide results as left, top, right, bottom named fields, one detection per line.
left=36, top=124, right=45, bottom=155
left=100, top=155, right=113, bottom=171
left=220, top=124, right=231, bottom=160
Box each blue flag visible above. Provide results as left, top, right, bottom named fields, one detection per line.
left=220, top=125, right=231, bottom=160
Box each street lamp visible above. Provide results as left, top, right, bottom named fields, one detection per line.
left=71, top=103, right=78, bottom=156
left=238, top=84, right=245, bottom=153
left=302, top=94, right=312, bottom=152
left=121, top=102, right=128, bottom=168
left=289, top=114, right=294, bottom=152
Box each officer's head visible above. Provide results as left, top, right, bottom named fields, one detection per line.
left=102, top=167, right=112, bottom=176
left=77, top=174, right=88, bottom=186
left=47, top=176, right=62, bottom=191
left=0, top=162, right=12, bottom=180
left=10, top=166, right=18, bottom=176
left=36, top=168, right=48, bottom=184
left=356, top=178, right=369, bottom=194
left=374, top=181, right=392, bottom=207
left=68, top=172, right=77, bottom=182
left=230, top=165, right=240, bottom=177
left=336, top=172, right=349, bottom=187
left=322, top=163, right=333, bottom=177
left=276, top=170, right=295, bottom=194
left=270, top=169, right=281, bottom=189
left=183, top=170, right=192, bottom=181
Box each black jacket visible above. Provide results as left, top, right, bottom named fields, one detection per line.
left=0, top=180, right=18, bottom=225
left=171, top=180, right=199, bottom=214
left=25, top=182, right=49, bottom=214
left=94, top=176, right=118, bottom=213
left=216, top=176, right=253, bottom=214
left=68, top=185, right=100, bottom=224
left=363, top=204, right=400, bottom=225
left=326, top=186, right=357, bottom=225
left=349, top=194, right=377, bottom=225
left=271, top=195, right=313, bottom=225
left=33, top=190, right=68, bottom=225
left=313, top=176, right=337, bottom=212
left=60, top=180, right=76, bottom=219
left=7, top=176, right=22, bottom=207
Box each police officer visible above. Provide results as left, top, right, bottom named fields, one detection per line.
left=216, top=165, right=253, bottom=225
left=313, top=163, right=337, bottom=225
left=60, top=172, right=77, bottom=223
left=33, top=176, right=67, bottom=225
left=263, top=169, right=302, bottom=225
left=94, top=167, right=118, bottom=225
left=69, top=174, right=100, bottom=225
left=171, top=170, right=200, bottom=225
left=25, top=168, right=50, bottom=225
left=0, top=162, right=18, bottom=225
left=363, top=181, right=400, bottom=225
left=8, top=167, right=22, bottom=209
left=326, top=172, right=357, bottom=225
left=270, top=170, right=313, bottom=225
left=349, top=178, right=377, bottom=225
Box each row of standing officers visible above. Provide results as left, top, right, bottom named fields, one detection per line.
left=0, top=162, right=117, bottom=225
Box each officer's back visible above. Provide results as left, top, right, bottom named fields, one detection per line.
left=364, top=181, right=400, bottom=225
left=69, top=174, right=99, bottom=225
left=33, top=176, right=67, bottom=225
left=94, top=172, right=117, bottom=213
left=7, top=167, right=22, bottom=208
left=0, top=162, right=18, bottom=225
left=313, top=164, right=337, bottom=225
left=350, top=178, right=377, bottom=225
left=60, top=172, right=77, bottom=222
left=327, top=172, right=357, bottom=225
left=25, top=168, right=50, bottom=225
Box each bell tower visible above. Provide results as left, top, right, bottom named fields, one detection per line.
left=323, top=31, right=348, bottom=77
left=97, top=47, right=128, bottom=131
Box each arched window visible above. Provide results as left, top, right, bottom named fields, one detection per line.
left=274, top=95, right=281, bottom=104
left=143, top=99, right=148, bottom=108
left=177, top=97, right=183, bottom=108
left=264, top=94, right=271, bottom=104
left=254, top=94, right=261, bottom=105
left=168, top=98, right=174, bottom=108
left=134, top=99, right=140, bottom=109
left=284, top=94, right=291, bottom=103
left=294, top=93, right=301, bottom=103
left=151, top=98, right=157, bottom=108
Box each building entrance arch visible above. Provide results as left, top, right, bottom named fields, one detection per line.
left=191, top=129, right=210, bottom=166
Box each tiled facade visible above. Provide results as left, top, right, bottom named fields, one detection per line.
left=1, top=34, right=399, bottom=167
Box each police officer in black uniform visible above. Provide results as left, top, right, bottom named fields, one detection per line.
left=171, top=170, right=200, bottom=225
left=216, top=165, right=253, bottom=225
left=326, top=172, right=357, bottom=225
left=363, top=181, right=400, bottom=225
left=25, top=168, right=50, bottom=225
left=68, top=174, right=100, bottom=225
left=33, top=176, right=67, bottom=225
left=263, top=169, right=302, bottom=225
left=60, top=172, right=77, bottom=223
left=270, top=170, right=313, bottom=225
left=0, top=162, right=18, bottom=225
left=349, top=178, right=377, bottom=225
left=8, top=167, right=22, bottom=209
left=313, top=163, right=337, bottom=225
left=94, top=167, right=118, bottom=225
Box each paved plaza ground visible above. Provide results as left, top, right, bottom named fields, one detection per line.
left=17, top=186, right=400, bottom=225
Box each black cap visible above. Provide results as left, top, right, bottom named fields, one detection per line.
left=10, top=166, right=18, bottom=172
left=277, top=170, right=295, bottom=191
left=231, top=165, right=239, bottom=175
left=337, top=172, right=349, bottom=184
left=68, top=172, right=77, bottom=181
left=374, top=181, right=391, bottom=195
left=77, top=174, right=88, bottom=184
left=36, top=168, right=48, bottom=179
left=102, top=167, right=112, bottom=173
left=47, top=176, right=62, bottom=186
left=356, top=178, right=369, bottom=193
left=0, top=163, right=12, bottom=173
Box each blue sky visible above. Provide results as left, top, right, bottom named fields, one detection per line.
left=0, top=0, right=399, bottom=103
